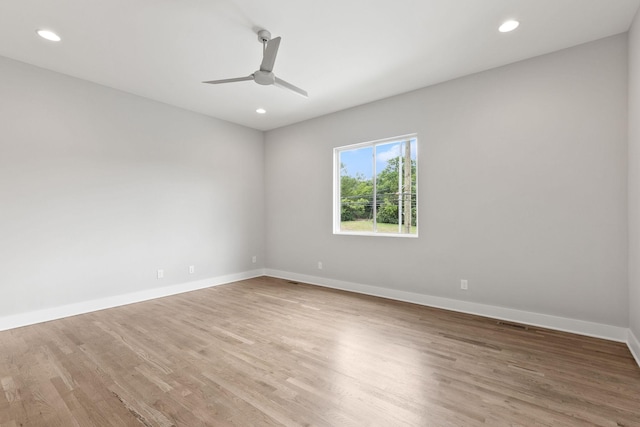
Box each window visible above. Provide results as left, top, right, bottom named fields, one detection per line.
left=334, top=134, right=418, bottom=237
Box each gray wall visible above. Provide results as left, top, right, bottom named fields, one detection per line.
left=0, top=56, right=265, bottom=317
left=630, top=12, right=640, bottom=338
left=0, top=32, right=633, bottom=332
left=265, top=35, right=629, bottom=327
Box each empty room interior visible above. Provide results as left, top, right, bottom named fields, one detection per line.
left=2, top=0, right=640, bottom=425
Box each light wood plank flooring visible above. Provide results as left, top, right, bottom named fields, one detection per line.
left=0, top=276, right=639, bottom=426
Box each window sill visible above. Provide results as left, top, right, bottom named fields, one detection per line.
left=333, top=231, right=419, bottom=238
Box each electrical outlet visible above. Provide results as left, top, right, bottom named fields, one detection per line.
left=189, top=265, right=195, bottom=274
left=252, top=256, right=257, bottom=263
left=157, top=269, right=164, bottom=279
left=460, top=279, right=468, bottom=290
left=318, top=261, right=323, bottom=270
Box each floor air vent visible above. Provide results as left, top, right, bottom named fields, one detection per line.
left=497, top=321, right=530, bottom=331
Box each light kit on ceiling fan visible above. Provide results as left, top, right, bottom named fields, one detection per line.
left=203, top=29, right=308, bottom=98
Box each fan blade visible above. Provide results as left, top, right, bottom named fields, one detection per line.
left=274, top=76, right=308, bottom=98
left=260, top=37, right=281, bottom=72
left=203, top=75, right=254, bottom=84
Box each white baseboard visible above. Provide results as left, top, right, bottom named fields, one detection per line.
left=3, top=268, right=637, bottom=369
left=629, top=329, right=640, bottom=368
left=265, top=269, right=629, bottom=343
left=0, top=269, right=266, bottom=332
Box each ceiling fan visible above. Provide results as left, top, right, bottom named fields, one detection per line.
left=203, top=30, right=308, bottom=98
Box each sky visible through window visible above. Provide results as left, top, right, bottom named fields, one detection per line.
left=340, top=140, right=417, bottom=179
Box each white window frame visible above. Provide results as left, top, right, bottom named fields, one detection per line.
left=333, top=134, right=418, bottom=238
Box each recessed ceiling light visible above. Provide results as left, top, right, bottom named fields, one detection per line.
left=499, top=20, right=520, bottom=33
left=256, top=108, right=266, bottom=114
left=36, top=29, right=61, bottom=42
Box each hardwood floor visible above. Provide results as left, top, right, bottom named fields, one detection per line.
left=0, top=276, right=639, bottom=426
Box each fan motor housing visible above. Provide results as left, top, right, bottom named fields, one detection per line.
left=254, top=70, right=275, bottom=85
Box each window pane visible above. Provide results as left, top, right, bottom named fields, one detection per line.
left=375, top=139, right=417, bottom=235
left=339, top=146, right=374, bottom=232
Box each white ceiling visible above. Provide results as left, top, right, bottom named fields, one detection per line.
left=1, top=0, right=639, bottom=131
